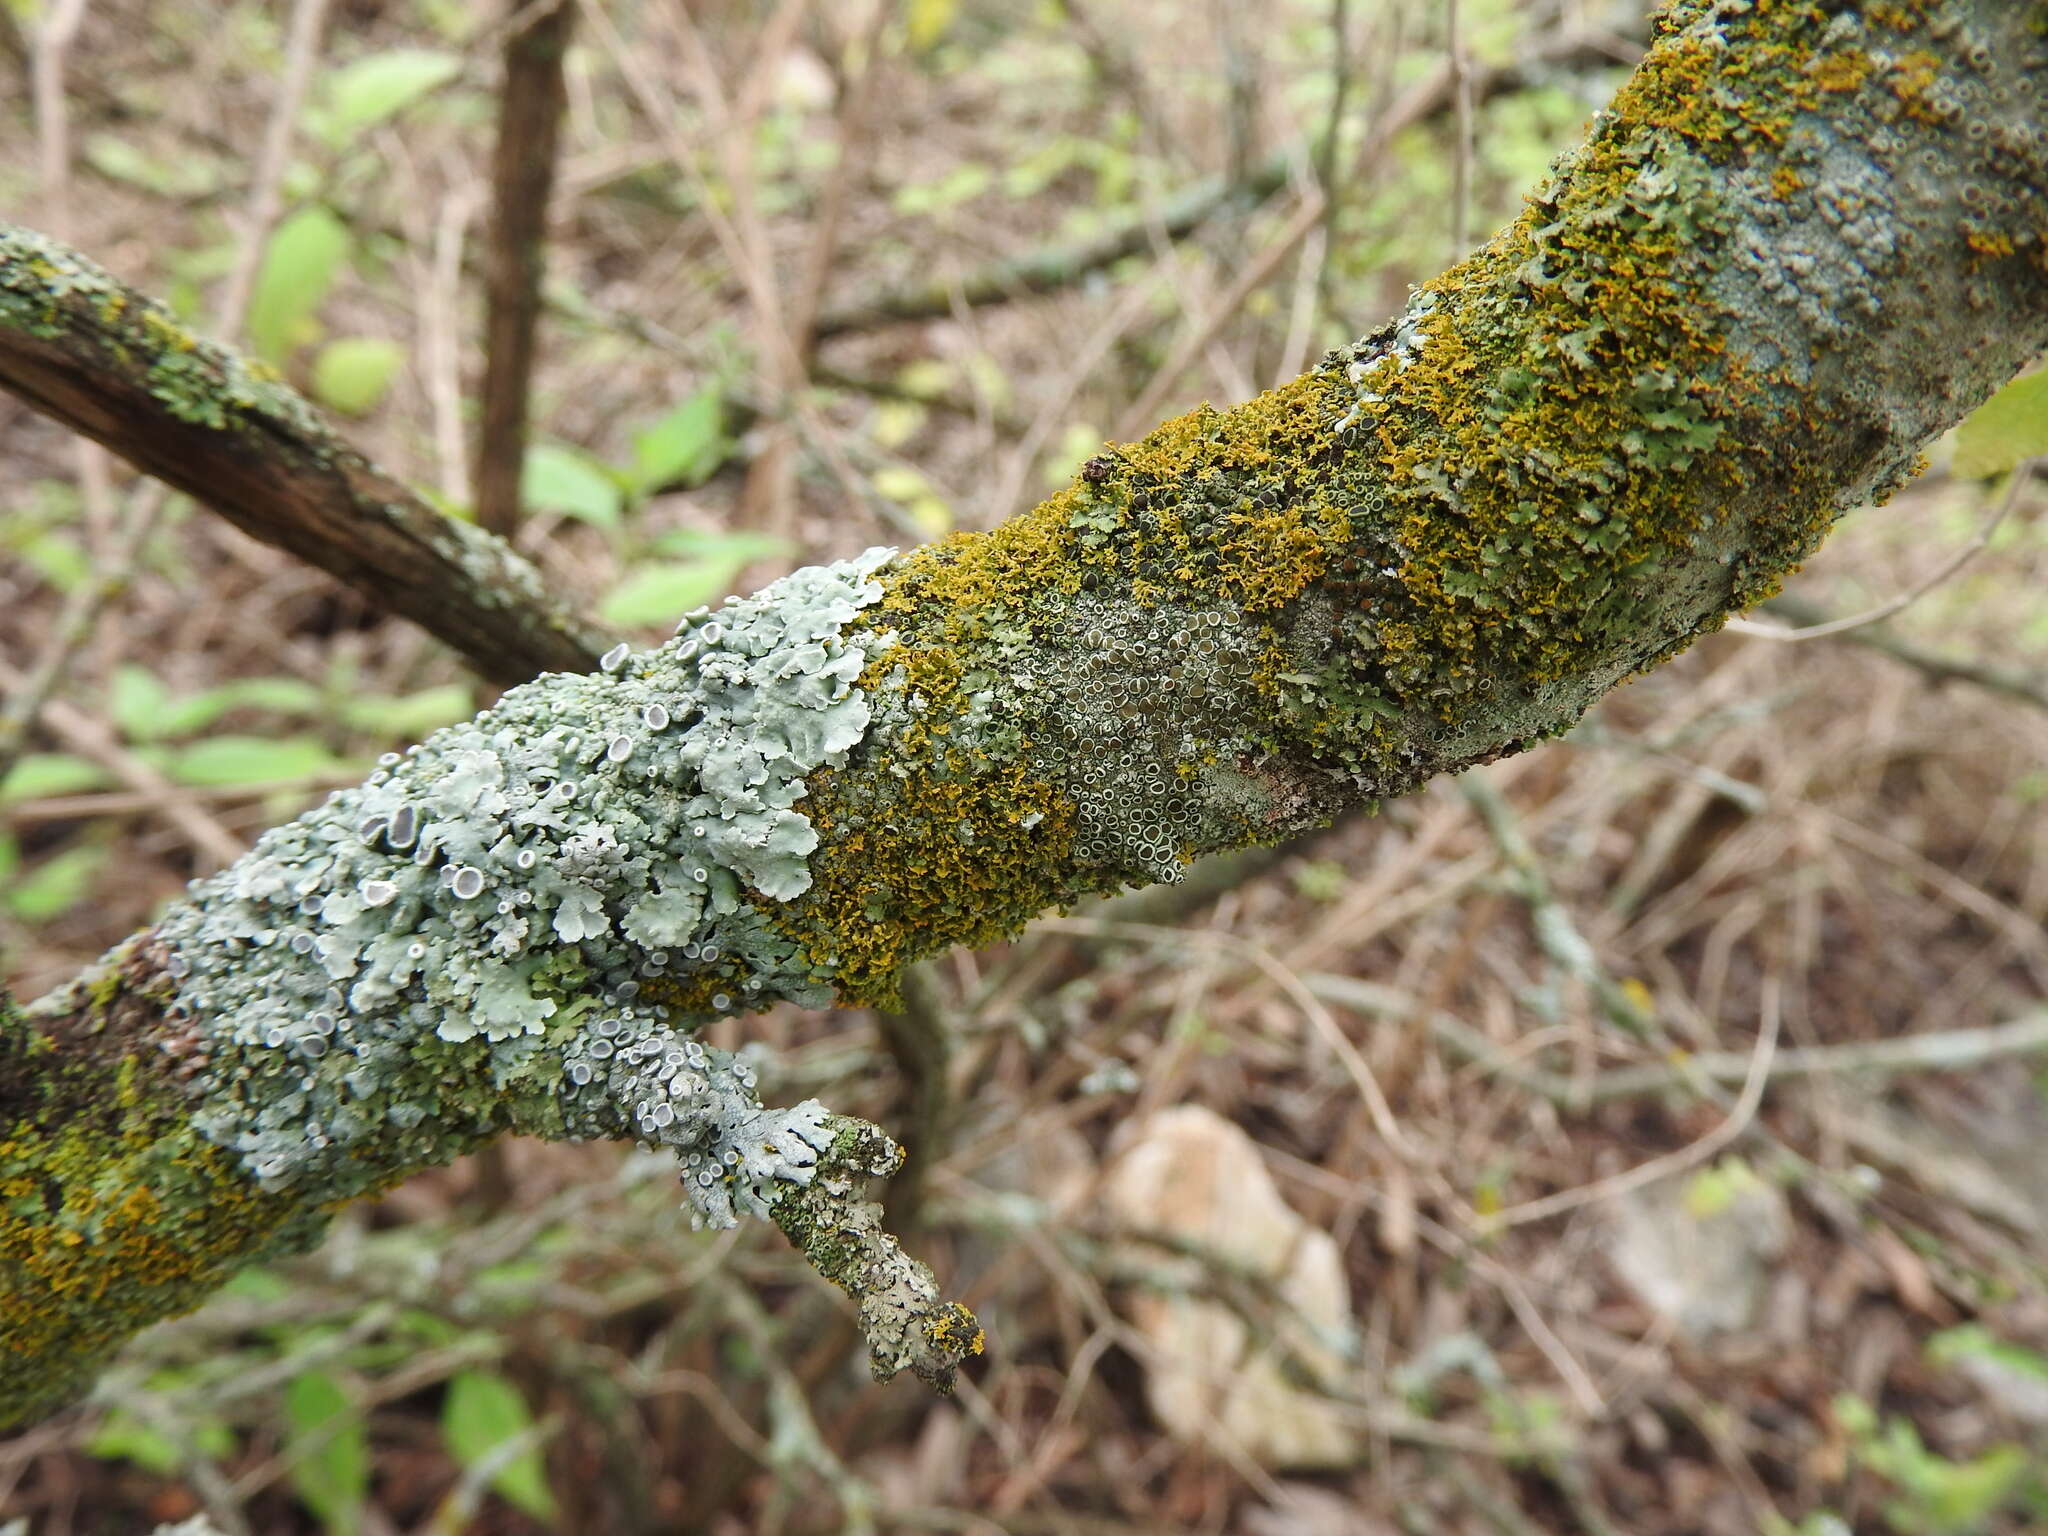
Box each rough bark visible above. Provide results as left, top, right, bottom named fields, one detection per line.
left=7, top=0, right=2048, bottom=1429
left=0, top=224, right=607, bottom=683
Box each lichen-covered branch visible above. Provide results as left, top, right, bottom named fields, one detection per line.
left=0, top=222, right=606, bottom=683
left=8, top=0, right=2048, bottom=1429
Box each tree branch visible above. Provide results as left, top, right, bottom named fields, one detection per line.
left=472, top=0, right=575, bottom=538
left=6, top=0, right=2047, bottom=1428
left=0, top=223, right=607, bottom=683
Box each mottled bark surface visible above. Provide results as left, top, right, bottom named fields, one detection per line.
left=6, top=0, right=2048, bottom=1429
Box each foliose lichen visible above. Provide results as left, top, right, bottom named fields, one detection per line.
left=155, top=550, right=896, bottom=1209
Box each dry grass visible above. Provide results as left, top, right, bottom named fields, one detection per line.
left=4, top=1, right=2048, bottom=1532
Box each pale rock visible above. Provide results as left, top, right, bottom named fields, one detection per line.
left=1604, top=1157, right=1791, bottom=1338
left=1098, top=1105, right=1363, bottom=1469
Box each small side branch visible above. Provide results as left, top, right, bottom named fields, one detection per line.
left=0, top=222, right=607, bottom=684
left=766, top=1116, right=983, bottom=1395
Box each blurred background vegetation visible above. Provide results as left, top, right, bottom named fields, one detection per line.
left=3, top=0, right=2048, bottom=1531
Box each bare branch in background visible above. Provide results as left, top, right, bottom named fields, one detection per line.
left=473, top=0, right=576, bottom=538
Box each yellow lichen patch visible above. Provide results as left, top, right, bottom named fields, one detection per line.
left=0, top=1106, right=321, bottom=1423
left=778, top=745, right=1074, bottom=1008
left=1809, top=47, right=1873, bottom=93
left=1212, top=502, right=1341, bottom=611
left=878, top=488, right=1089, bottom=634
left=1114, top=372, right=1331, bottom=483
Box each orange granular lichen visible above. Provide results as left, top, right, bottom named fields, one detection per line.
left=777, top=751, right=1073, bottom=1009
left=1809, top=48, right=1873, bottom=93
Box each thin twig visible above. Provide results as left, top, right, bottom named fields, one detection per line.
left=1111, top=187, right=1327, bottom=442
left=213, top=0, right=336, bottom=336
left=1446, top=0, right=1474, bottom=260
left=1474, top=985, right=1779, bottom=1232
left=1032, top=915, right=1416, bottom=1158
left=473, top=0, right=576, bottom=537
left=2, top=0, right=334, bottom=787
left=1307, top=971, right=2048, bottom=1106
left=1757, top=591, right=2048, bottom=714
left=1459, top=772, right=1656, bottom=1039
left=811, top=30, right=1638, bottom=339
left=1726, top=460, right=2032, bottom=641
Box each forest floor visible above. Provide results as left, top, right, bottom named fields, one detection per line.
left=4, top=1, right=2048, bottom=1532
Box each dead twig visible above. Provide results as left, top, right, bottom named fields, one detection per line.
left=473, top=0, right=576, bottom=537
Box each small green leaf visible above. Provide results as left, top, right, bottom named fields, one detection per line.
left=83, top=132, right=228, bottom=199
left=85, top=1407, right=236, bottom=1473
left=312, top=337, right=404, bottom=416
left=166, top=735, right=351, bottom=788
left=629, top=385, right=729, bottom=493
left=339, top=683, right=475, bottom=739
left=647, top=528, right=792, bottom=564
left=522, top=443, right=624, bottom=529
left=19, top=530, right=89, bottom=593
left=1953, top=368, right=2048, bottom=479
left=249, top=207, right=350, bottom=362
left=155, top=677, right=326, bottom=738
left=110, top=664, right=174, bottom=741
left=599, top=562, right=740, bottom=628
left=86, top=1410, right=184, bottom=1475
left=906, top=0, right=957, bottom=51
left=5, top=842, right=107, bottom=922
left=285, top=1371, right=369, bottom=1536
left=441, top=1369, right=556, bottom=1521
left=0, top=753, right=108, bottom=805
left=893, top=162, right=993, bottom=216
left=313, top=49, right=463, bottom=147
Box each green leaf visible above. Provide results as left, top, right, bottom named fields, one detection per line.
left=153, top=677, right=326, bottom=738
left=893, top=162, right=993, bottom=216
left=249, top=207, right=350, bottom=362
left=85, top=1410, right=183, bottom=1475
left=647, top=527, right=792, bottom=564
left=83, top=132, right=228, bottom=199
left=906, top=0, right=957, bottom=51
left=313, top=49, right=463, bottom=148
left=599, top=562, right=741, bottom=628
left=110, top=664, right=174, bottom=741
left=285, top=1371, right=369, bottom=1536
left=339, top=683, right=475, bottom=739
left=0, top=753, right=108, bottom=806
left=441, top=1369, right=556, bottom=1521
left=19, top=530, right=89, bottom=593
left=1928, top=1323, right=2048, bottom=1383
left=628, top=385, right=729, bottom=494
left=1953, top=368, right=2048, bottom=479
left=85, top=1407, right=236, bottom=1474
left=522, top=443, right=624, bottom=529
left=166, top=735, right=351, bottom=788
left=5, top=842, right=107, bottom=922
left=312, top=337, right=404, bottom=416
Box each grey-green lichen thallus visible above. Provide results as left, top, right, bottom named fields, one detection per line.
left=156, top=552, right=899, bottom=1220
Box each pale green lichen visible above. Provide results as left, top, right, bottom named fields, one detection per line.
left=154, top=551, right=896, bottom=1211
